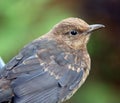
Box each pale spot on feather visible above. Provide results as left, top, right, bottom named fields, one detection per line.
left=77, top=68, right=80, bottom=72
left=44, top=68, right=48, bottom=72
left=71, top=67, right=75, bottom=71
left=68, top=64, right=72, bottom=69
left=50, top=72, right=54, bottom=76
left=40, top=62, right=45, bottom=66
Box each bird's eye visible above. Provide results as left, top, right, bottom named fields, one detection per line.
left=70, top=30, right=78, bottom=35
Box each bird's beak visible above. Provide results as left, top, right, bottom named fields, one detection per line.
left=87, top=24, right=105, bottom=33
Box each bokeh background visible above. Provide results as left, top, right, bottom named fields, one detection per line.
left=0, top=0, right=120, bottom=103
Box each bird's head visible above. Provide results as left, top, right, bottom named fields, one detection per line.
left=51, top=17, right=105, bottom=50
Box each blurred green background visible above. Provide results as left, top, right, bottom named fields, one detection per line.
left=0, top=0, right=120, bottom=103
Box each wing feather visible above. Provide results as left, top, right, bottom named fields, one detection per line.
left=14, top=87, right=58, bottom=103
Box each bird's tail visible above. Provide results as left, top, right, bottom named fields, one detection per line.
left=0, top=78, right=13, bottom=102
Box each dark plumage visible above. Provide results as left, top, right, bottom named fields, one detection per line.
left=0, top=17, right=104, bottom=103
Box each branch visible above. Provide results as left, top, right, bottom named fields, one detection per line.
left=0, top=57, right=5, bottom=69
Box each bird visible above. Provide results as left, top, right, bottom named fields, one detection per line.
left=0, top=17, right=104, bottom=103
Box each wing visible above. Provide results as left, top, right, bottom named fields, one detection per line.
left=8, top=55, right=59, bottom=103
left=2, top=39, right=88, bottom=103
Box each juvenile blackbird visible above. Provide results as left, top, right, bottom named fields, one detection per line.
left=0, top=17, right=104, bottom=103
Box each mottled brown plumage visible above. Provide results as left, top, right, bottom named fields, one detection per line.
left=0, top=17, right=104, bottom=103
